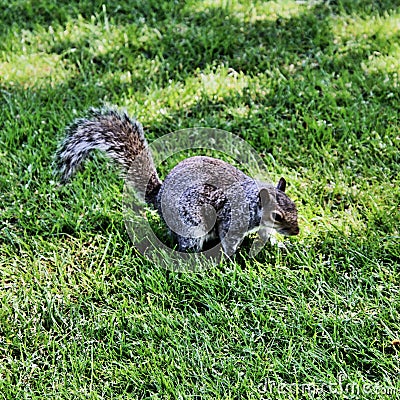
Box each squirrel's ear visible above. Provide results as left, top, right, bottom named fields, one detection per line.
left=277, top=177, right=286, bottom=192
left=259, top=188, right=271, bottom=206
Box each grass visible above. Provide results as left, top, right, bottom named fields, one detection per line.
left=1, top=0, right=399, bottom=398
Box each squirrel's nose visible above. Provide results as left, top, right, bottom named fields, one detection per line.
left=293, top=226, right=300, bottom=235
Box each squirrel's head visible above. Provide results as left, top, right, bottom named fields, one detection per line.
left=259, top=178, right=300, bottom=236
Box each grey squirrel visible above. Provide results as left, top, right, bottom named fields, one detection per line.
left=55, top=107, right=299, bottom=255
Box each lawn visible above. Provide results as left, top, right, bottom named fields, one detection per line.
left=1, top=0, right=399, bottom=398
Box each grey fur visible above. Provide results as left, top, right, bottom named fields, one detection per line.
left=54, top=107, right=299, bottom=255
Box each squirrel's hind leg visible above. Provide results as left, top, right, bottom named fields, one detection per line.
left=176, top=236, right=204, bottom=253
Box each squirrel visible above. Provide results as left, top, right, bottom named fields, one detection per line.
left=54, top=107, right=299, bottom=256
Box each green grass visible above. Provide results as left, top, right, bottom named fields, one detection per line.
left=1, top=0, right=400, bottom=398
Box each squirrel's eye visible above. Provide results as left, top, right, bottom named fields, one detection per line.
left=271, top=212, right=283, bottom=223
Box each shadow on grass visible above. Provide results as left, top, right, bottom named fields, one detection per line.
left=2, top=1, right=399, bottom=102
left=70, top=2, right=351, bottom=82
left=0, top=0, right=186, bottom=34
left=1, top=0, right=397, bottom=36
left=2, top=2, right=336, bottom=129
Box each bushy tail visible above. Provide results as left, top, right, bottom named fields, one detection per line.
left=54, top=107, right=161, bottom=204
